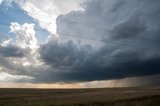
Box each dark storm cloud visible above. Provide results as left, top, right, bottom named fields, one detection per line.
left=0, top=45, right=26, bottom=57
left=109, top=15, right=147, bottom=40
left=36, top=0, right=160, bottom=83
left=40, top=40, right=92, bottom=68
left=38, top=40, right=160, bottom=83
left=2, top=0, right=160, bottom=84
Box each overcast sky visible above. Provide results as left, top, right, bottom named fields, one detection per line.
left=0, top=0, right=160, bottom=88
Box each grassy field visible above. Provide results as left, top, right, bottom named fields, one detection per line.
left=0, top=87, right=160, bottom=106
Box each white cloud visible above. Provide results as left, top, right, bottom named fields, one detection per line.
left=15, top=0, right=83, bottom=35
left=10, top=22, right=37, bottom=49
left=0, top=35, right=12, bottom=46
left=1, top=39, right=12, bottom=46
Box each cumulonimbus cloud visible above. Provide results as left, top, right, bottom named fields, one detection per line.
left=1, top=0, right=160, bottom=85
left=36, top=0, right=160, bottom=83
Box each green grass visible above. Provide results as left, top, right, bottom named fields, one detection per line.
left=0, top=87, right=160, bottom=106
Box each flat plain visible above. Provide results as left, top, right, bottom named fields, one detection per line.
left=0, top=87, right=160, bottom=106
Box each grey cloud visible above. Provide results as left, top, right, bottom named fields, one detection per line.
left=36, top=0, right=160, bottom=83
left=0, top=45, right=26, bottom=57
left=2, top=0, right=160, bottom=85
left=38, top=40, right=160, bottom=83
left=109, top=15, right=147, bottom=40
left=0, top=57, right=34, bottom=76
left=39, top=40, right=92, bottom=69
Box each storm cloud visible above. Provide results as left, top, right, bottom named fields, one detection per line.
left=1, top=0, right=160, bottom=85
left=37, top=0, right=160, bottom=83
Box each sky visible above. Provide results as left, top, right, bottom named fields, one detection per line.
left=0, top=0, right=160, bottom=88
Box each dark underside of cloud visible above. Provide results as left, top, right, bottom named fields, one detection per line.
left=37, top=0, right=160, bottom=83
left=39, top=40, right=160, bottom=83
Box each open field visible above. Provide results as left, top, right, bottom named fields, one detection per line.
left=0, top=87, right=160, bottom=106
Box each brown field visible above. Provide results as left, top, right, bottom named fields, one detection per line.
left=0, top=87, right=160, bottom=106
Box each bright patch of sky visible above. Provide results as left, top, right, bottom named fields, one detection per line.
left=0, top=72, right=33, bottom=82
